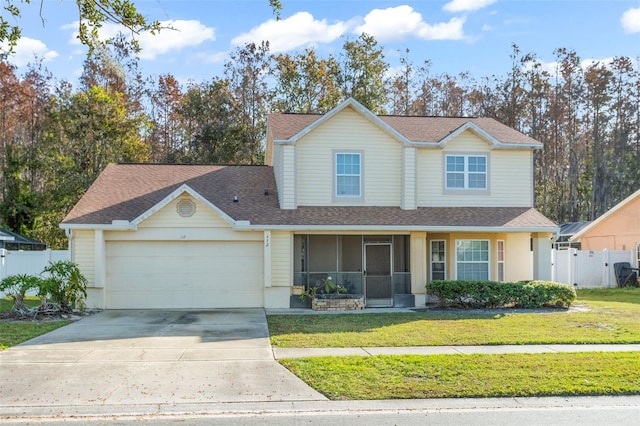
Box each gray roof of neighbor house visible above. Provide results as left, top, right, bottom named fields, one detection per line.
left=268, top=113, right=542, bottom=147
left=557, top=221, right=591, bottom=238
left=0, top=228, right=47, bottom=248
left=62, top=164, right=556, bottom=230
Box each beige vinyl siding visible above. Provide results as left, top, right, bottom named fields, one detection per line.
left=271, top=231, right=292, bottom=287
left=280, top=145, right=296, bottom=209
left=296, top=107, right=401, bottom=206
left=273, top=143, right=284, bottom=207
left=417, top=130, right=533, bottom=207
left=443, top=130, right=489, bottom=152
left=138, top=195, right=230, bottom=228
left=490, top=150, right=533, bottom=206
left=73, top=230, right=95, bottom=287
left=402, top=147, right=417, bottom=209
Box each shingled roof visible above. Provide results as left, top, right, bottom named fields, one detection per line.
left=268, top=112, right=541, bottom=147
left=62, top=164, right=555, bottom=231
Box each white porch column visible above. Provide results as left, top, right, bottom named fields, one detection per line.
left=410, top=231, right=427, bottom=307
left=94, top=230, right=106, bottom=288
left=532, top=232, right=553, bottom=281
left=264, top=230, right=272, bottom=287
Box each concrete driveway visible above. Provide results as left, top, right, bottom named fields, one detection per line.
left=0, top=309, right=325, bottom=416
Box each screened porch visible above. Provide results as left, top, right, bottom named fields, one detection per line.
left=293, top=234, right=413, bottom=307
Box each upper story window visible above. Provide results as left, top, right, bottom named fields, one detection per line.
left=335, top=152, right=362, bottom=198
left=445, top=155, right=487, bottom=190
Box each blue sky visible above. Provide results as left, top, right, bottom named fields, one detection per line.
left=3, top=0, right=640, bottom=84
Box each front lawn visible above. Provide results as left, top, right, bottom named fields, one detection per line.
left=0, top=297, right=70, bottom=350
left=280, top=352, right=640, bottom=399
left=268, top=288, right=640, bottom=347
left=275, top=288, right=640, bottom=400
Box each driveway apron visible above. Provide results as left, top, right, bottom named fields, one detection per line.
left=0, top=309, right=325, bottom=413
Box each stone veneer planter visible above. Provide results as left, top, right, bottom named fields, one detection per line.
left=312, top=296, right=365, bottom=311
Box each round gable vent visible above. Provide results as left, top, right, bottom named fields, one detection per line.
left=177, top=199, right=196, bottom=217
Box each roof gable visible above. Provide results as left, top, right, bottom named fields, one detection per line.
left=61, top=164, right=280, bottom=227
left=277, top=98, right=409, bottom=146
left=268, top=98, right=542, bottom=149
left=437, top=122, right=501, bottom=148
left=132, top=184, right=235, bottom=227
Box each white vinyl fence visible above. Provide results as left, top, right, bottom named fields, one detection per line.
left=0, top=249, right=70, bottom=296
left=552, top=248, right=635, bottom=288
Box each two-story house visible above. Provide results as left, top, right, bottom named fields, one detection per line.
left=60, top=98, right=556, bottom=310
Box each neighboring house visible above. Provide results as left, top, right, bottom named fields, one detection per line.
left=0, top=229, right=47, bottom=251
left=553, top=221, right=591, bottom=250
left=60, top=98, right=556, bottom=310
left=571, top=188, right=640, bottom=262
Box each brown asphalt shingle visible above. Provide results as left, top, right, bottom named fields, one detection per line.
left=268, top=113, right=541, bottom=146
left=63, top=164, right=555, bottom=230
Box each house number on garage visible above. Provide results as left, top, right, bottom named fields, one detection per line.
left=265, top=234, right=270, bottom=247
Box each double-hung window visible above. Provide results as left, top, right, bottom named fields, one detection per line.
left=430, top=240, right=446, bottom=280
left=446, top=155, right=487, bottom=190
left=497, top=240, right=505, bottom=282
left=335, top=152, right=361, bottom=197
left=455, top=240, right=489, bottom=280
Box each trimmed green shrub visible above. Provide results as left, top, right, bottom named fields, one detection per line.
left=426, top=280, right=576, bottom=309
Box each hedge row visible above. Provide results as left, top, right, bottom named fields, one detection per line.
left=426, top=280, right=576, bottom=309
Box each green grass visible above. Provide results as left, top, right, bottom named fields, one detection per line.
left=576, top=287, right=640, bottom=304
left=268, top=288, right=640, bottom=347
left=280, top=352, right=640, bottom=400
left=0, top=297, right=70, bottom=350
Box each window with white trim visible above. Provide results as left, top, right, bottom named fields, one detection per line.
left=455, top=240, right=489, bottom=280
left=335, top=152, right=361, bottom=197
left=446, top=155, right=487, bottom=190
left=497, top=240, right=505, bottom=282
left=431, top=240, right=446, bottom=280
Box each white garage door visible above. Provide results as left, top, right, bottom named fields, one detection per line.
left=106, top=241, right=264, bottom=309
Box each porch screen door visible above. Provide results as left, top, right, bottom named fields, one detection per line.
left=365, top=243, right=393, bottom=307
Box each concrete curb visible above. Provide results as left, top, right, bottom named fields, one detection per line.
left=4, top=396, right=640, bottom=421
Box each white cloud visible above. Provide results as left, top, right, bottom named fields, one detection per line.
left=355, top=6, right=423, bottom=41
left=137, top=20, right=215, bottom=60
left=443, top=0, right=498, bottom=13
left=524, top=57, right=621, bottom=75
left=417, top=17, right=466, bottom=40
left=195, top=51, right=228, bottom=64
left=621, top=6, right=640, bottom=33
left=354, top=6, right=465, bottom=41
left=231, top=12, right=346, bottom=53
left=580, top=57, right=616, bottom=69
left=63, top=20, right=215, bottom=60
left=0, top=37, right=58, bottom=67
